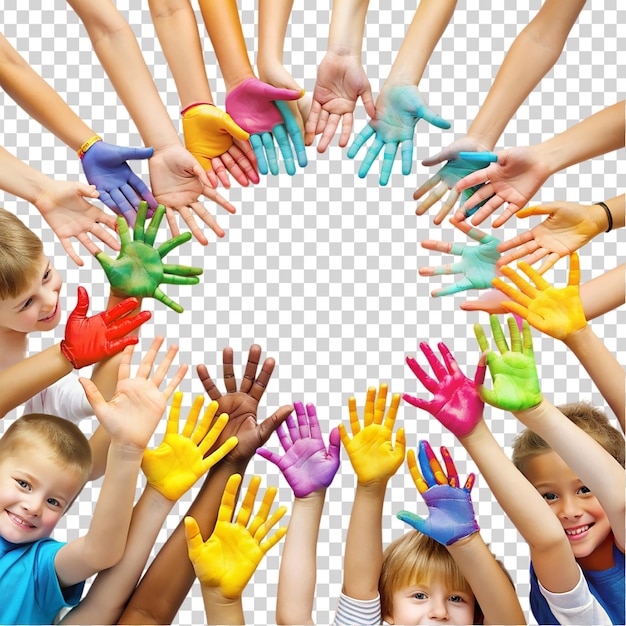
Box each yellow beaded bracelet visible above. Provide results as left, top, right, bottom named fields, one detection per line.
left=77, top=135, right=103, bottom=159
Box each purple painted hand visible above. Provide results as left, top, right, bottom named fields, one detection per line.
left=257, top=401, right=340, bottom=498
left=403, top=342, right=485, bottom=437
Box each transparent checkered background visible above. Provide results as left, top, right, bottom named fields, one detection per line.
left=1, top=1, right=623, bottom=624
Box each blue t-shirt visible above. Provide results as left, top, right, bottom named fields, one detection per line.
left=530, top=543, right=625, bottom=625
left=0, top=536, right=84, bottom=625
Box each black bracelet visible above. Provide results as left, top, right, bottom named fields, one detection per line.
left=595, top=201, right=613, bottom=233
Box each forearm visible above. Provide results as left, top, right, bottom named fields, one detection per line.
left=385, top=0, right=456, bottom=87
left=61, top=485, right=174, bottom=625
left=327, top=0, right=370, bottom=55
left=563, top=325, right=625, bottom=430
left=0, top=33, right=93, bottom=150
left=257, top=0, right=294, bottom=71
left=67, top=0, right=180, bottom=149
left=468, top=0, right=585, bottom=148
left=446, top=533, right=525, bottom=625
left=87, top=426, right=110, bottom=480
left=0, top=344, right=72, bottom=418
left=201, top=586, right=245, bottom=626
left=531, top=101, right=625, bottom=176
left=197, top=0, right=254, bottom=90
left=343, top=482, right=386, bottom=600
left=276, top=491, right=325, bottom=625
left=0, top=146, right=59, bottom=204
left=148, top=0, right=213, bottom=108
left=580, top=265, right=625, bottom=321
left=120, top=458, right=248, bottom=624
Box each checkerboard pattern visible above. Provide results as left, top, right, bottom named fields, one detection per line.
left=1, top=1, right=623, bottom=624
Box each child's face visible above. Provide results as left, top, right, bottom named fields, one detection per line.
left=0, top=444, right=82, bottom=544
left=386, top=578, right=475, bottom=625
left=0, top=255, right=62, bottom=335
left=524, top=450, right=612, bottom=559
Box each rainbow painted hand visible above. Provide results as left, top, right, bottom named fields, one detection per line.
left=185, top=474, right=287, bottom=598
left=96, top=201, right=203, bottom=313
left=404, top=342, right=485, bottom=438
left=474, top=315, right=542, bottom=411
left=397, top=440, right=479, bottom=546
left=493, top=252, right=587, bottom=341
left=258, top=401, right=340, bottom=497
left=142, top=392, right=238, bottom=501
left=347, top=86, right=450, bottom=185
left=338, top=384, right=405, bottom=485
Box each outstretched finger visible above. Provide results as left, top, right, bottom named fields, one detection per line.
left=196, top=363, right=222, bottom=401
left=407, top=448, right=429, bottom=494
left=433, top=188, right=460, bottom=225
left=406, top=355, right=440, bottom=395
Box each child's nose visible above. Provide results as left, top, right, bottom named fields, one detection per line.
left=428, top=598, right=449, bottom=620
left=557, top=495, right=583, bottom=520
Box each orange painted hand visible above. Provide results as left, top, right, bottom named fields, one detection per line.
left=142, top=391, right=238, bottom=501
left=338, top=384, right=405, bottom=485
left=493, top=252, right=587, bottom=340
left=184, top=474, right=287, bottom=598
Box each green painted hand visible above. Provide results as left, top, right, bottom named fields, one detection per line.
left=96, top=201, right=203, bottom=313
left=473, top=315, right=542, bottom=411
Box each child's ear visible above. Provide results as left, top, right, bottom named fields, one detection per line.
left=384, top=613, right=395, bottom=625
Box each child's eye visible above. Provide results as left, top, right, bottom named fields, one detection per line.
left=47, top=498, right=61, bottom=508
left=19, top=298, right=33, bottom=312
left=449, top=595, right=465, bottom=603
left=15, top=479, right=30, bottom=490
left=43, top=267, right=51, bottom=281
left=578, top=485, right=592, bottom=495
left=412, top=592, right=427, bottom=600
left=542, top=492, right=558, bottom=502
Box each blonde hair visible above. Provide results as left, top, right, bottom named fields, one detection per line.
left=512, top=401, right=625, bottom=474
left=0, top=208, right=44, bottom=300
left=379, top=531, right=483, bottom=623
left=0, top=413, right=92, bottom=488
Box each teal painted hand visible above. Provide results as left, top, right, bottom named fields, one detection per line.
left=96, top=201, right=203, bottom=313
left=420, top=220, right=501, bottom=296
left=474, top=315, right=542, bottom=411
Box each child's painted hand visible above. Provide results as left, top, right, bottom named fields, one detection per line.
left=420, top=220, right=501, bottom=296
left=397, top=441, right=479, bottom=546
left=80, top=140, right=157, bottom=225
left=404, top=342, right=485, bottom=438
left=493, top=252, right=587, bottom=340
left=182, top=103, right=257, bottom=188
left=338, top=384, right=405, bottom=485
left=258, top=401, right=341, bottom=497
left=225, top=78, right=307, bottom=175
left=347, top=85, right=450, bottom=186
left=95, top=202, right=203, bottom=313
left=60, top=286, right=151, bottom=369
left=142, top=392, right=238, bottom=501
left=414, top=153, right=496, bottom=224
left=185, top=474, right=287, bottom=598
left=474, top=315, right=542, bottom=411
left=80, top=337, right=187, bottom=451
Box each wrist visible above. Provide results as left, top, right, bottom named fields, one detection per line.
left=181, top=102, right=214, bottom=116
left=108, top=439, right=148, bottom=463
left=562, top=323, right=593, bottom=350
left=78, top=135, right=103, bottom=159
left=513, top=397, right=550, bottom=426
left=591, top=201, right=613, bottom=233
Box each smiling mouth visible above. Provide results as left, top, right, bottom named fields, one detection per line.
left=39, top=300, right=59, bottom=322
left=7, top=511, right=36, bottom=529
left=565, top=523, right=593, bottom=538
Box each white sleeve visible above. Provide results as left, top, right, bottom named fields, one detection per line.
left=22, top=375, right=93, bottom=424
left=333, top=592, right=382, bottom=626
left=538, top=565, right=612, bottom=625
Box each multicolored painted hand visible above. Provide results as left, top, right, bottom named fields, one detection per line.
left=95, top=201, right=203, bottom=313
left=493, top=252, right=587, bottom=341
left=414, top=153, right=497, bottom=224
left=338, top=384, right=405, bottom=485
left=257, top=401, right=340, bottom=498
left=184, top=473, right=287, bottom=598
left=397, top=441, right=479, bottom=546
left=142, top=392, right=238, bottom=501
left=225, top=78, right=307, bottom=175
left=420, top=220, right=501, bottom=296
left=404, top=342, right=485, bottom=438
left=60, top=286, right=151, bottom=369
left=80, top=140, right=157, bottom=225
left=347, top=86, right=450, bottom=186
left=474, top=315, right=542, bottom=411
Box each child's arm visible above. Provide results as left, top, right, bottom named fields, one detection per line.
left=60, top=391, right=237, bottom=625
left=53, top=337, right=187, bottom=587
left=339, top=385, right=405, bottom=601
left=185, top=473, right=287, bottom=625
left=119, top=344, right=292, bottom=625
left=257, top=401, right=341, bottom=624
left=494, top=252, right=626, bottom=430
left=404, top=341, right=581, bottom=596
left=397, top=440, right=525, bottom=625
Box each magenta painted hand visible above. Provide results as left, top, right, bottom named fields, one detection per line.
left=403, top=342, right=485, bottom=438
left=257, top=401, right=340, bottom=498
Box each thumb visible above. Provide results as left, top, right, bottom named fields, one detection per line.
left=261, top=83, right=304, bottom=102
left=417, top=104, right=451, bottom=130
left=70, top=286, right=90, bottom=320
left=219, top=112, right=251, bottom=141
left=117, top=145, right=155, bottom=161
left=78, top=377, right=106, bottom=412
left=396, top=510, right=427, bottom=534
left=516, top=204, right=553, bottom=219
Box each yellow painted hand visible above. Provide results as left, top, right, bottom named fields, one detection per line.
left=493, top=251, right=587, bottom=340
left=184, top=474, right=287, bottom=598
left=142, top=392, right=238, bottom=501
left=338, top=384, right=405, bottom=485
